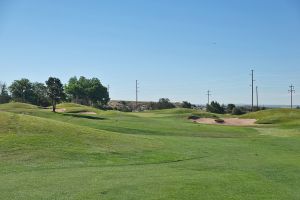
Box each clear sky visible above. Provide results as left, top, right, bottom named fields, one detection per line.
left=0, top=0, right=299, bottom=105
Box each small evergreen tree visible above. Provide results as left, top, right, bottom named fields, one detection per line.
left=0, top=82, right=11, bottom=104
left=232, top=107, right=244, bottom=115
left=182, top=101, right=192, bottom=108
left=227, top=104, right=236, bottom=113
left=206, top=101, right=225, bottom=114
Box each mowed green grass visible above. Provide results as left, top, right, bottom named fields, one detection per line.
left=0, top=103, right=300, bottom=199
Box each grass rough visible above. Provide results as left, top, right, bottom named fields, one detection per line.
left=0, top=103, right=300, bottom=200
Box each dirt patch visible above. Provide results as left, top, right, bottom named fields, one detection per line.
left=56, top=108, right=66, bottom=113
left=193, top=118, right=257, bottom=126
left=78, top=111, right=97, bottom=115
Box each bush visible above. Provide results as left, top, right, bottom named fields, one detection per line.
left=215, top=118, right=224, bottom=123
left=149, top=98, right=175, bottom=110
left=188, top=115, right=200, bottom=120
left=206, top=101, right=225, bottom=114
left=232, top=107, right=244, bottom=115
left=226, top=104, right=236, bottom=113
left=182, top=101, right=192, bottom=109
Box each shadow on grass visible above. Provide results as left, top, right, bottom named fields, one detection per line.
left=59, top=113, right=106, bottom=120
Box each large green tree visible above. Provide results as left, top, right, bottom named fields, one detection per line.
left=46, top=77, right=65, bottom=112
left=87, top=78, right=109, bottom=106
left=64, top=76, right=81, bottom=103
left=32, top=82, right=51, bottom=107
left=65, top=76, right=109, bottom=107
left=77, top=76, right=90, bottom=104
left=9, top=78, right=34, bottom=103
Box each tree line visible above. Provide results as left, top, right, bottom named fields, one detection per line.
left=206, top=101, right=267, bottom=115
left=0, top=76, right=109, bottom=112
left=2, top=77, right=287, bottom=114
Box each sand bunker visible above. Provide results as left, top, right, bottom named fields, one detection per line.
left=78, top=111, right=97, bottom=115
left=55, top=108, right=66, bottom=113
left=53, top=108, right=96, bottom=115
left=194, top=118, right=256, bottom=126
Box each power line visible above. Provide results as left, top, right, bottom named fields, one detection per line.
left=206, top=90, right=211, bottom=105
left=288, top=84, right=295, bottom=109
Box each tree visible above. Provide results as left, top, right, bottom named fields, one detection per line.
left=76, top=76, right=90, bottom=104
left=232, top=107, right=244, bottom=115
left=46, top=77, right=65, bottom=112
left=227, top=104, right=236, bottom=113
left=87, top=78, right=109, bottom=107
left=182, top=101, right=192, bottom=108
left=64, top=76, right=81, bottom=103
left=8, top=79, right=52, bottom=106
left=158, top=98, right=175, bottom=109
left=0, top=82, right=11, bottom=104
left=150, top=98, right=175, bottom=110
left=9, top=78, right=33, bottom=103
left=206, top=101, right=225, bottom=114
left=32, top=82, right=51, bottom=107
left=65, top=76, right=109, bottom=107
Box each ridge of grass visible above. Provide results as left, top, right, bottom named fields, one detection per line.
left=1, top=103, right=300, bottom=199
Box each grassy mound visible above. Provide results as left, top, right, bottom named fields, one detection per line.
left=242, top=108, right=300, bottom=127
left=55, top=103, right=102, bottom=113
left=1, top=103, right=300, bottom=199
left=0, top=111, right=167, bottom=171
left=0, top=102, right=38, bottom=109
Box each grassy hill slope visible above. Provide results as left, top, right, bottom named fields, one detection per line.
left=0, top=103, right=300, bottom=199
left=242, top=108, right=300, bottom=128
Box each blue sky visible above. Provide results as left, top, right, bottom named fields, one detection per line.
left=0, top=0, right=299, bottom=105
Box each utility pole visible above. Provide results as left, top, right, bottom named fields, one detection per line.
left=206, top=90, right=211, bottom=105
left=256, top=86, right=259, bottom=109
left=135, top=80, right=138, bottom=110
left=288, top=85, right=295, bottom=109
left=250, top=69, right=255, bottom=111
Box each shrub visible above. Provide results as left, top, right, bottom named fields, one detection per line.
left=149, top=98, right=175, bottom=110
left=182, top=101, right=192, bottom=108
left=226, top=104, right=236, bottom=113
left=206, top=101, right=225, bottom=114
left=188, top=115, right=200, bottom=120
left=215, top=118, right=224, bottom=123
left=232, top=107, right=244, bottom=115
